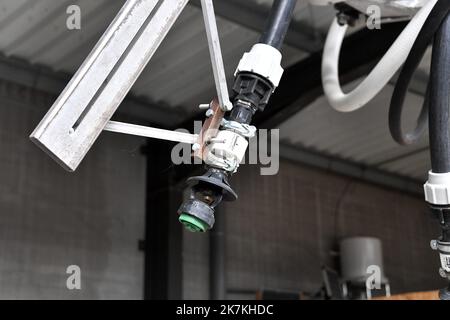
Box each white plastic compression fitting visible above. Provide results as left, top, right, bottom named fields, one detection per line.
left=424, top=171, right=450, bottom=206
left=235, top=43, right=284, bottom=88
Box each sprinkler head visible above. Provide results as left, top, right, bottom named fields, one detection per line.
left=179, top=212, right=209, bottom=233
left=178, top=199, right=215, bottom=232
left=177, top=168, right=237, bottom=233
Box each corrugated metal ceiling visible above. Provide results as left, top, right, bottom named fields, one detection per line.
left=0, top=0, right=330, bottom=109
left=280, top=82, right=430, bottom=180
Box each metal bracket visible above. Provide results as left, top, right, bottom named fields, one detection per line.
left=201, top=0, right=233, bottom=112
left=30, top=0, right=189, bottom=171
left=104, top=121, right=198, bottom=145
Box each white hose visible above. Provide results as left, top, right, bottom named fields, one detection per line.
left=321, top=0, right=437, bottom=112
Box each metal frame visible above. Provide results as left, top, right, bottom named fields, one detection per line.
left=31, top=0, right=190, bottom=171
left=142, top=140, right=183, bottom=300
left=200, top=0, right=232, bottom=112
left=30, top=0, right=231, bottom=172
left=104, top=121, right=198, bottom=144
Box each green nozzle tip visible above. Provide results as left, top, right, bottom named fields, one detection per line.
left=179, top=213, right=209, bottom=233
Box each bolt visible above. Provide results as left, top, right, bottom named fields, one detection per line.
left=205, top=109, right=214, bottom=118
left=223, top=101, right=233, bottom=112
left=439, top=268, right=447, bottom=279
left=431, top=240, right=439, bottom=250
left=199, top=103, right=210, bottom=110
left=192, top=143, right=201, bottom=152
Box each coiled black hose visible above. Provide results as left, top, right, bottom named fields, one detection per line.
left=429, top=12, right=450, bottom=173
left=389, top=1, right=450, bottom=146
left=260, top=0, right=297, bottom=50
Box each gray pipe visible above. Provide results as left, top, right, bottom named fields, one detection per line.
left=209, top=211, right=226, bottom=300
left=260, top=0, right=297, bottom=50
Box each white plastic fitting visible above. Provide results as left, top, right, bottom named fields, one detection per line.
left=235, top=43, right=284, bottom=88
left=424, top=171, right=450, bottom=205
left=321, top=0, right=437, bottom=112
left=204, top=130, right=248, bottom=172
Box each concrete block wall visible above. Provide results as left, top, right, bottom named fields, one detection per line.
left=0, top=80, right=147, bottom=299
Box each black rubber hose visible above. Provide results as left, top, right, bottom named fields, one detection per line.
left=429, top=12, right=450, bottom=173
left=260, top=0, right=296, bottom=50
left=389, top=1, right=450, bottom=146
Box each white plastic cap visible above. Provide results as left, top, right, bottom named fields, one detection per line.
left=235, top=44, right=284, bottom=88
left=424, top=171, right=450, bottom=205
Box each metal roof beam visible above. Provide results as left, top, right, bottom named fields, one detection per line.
left=190, top=0, right=323, bottom=53
left=0, top=53, right=187, bottom=127
left=280, top=143, right=423, bottom=197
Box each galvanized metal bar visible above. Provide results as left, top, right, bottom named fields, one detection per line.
left=30, top=0, right=189, bottom=171
left=104, top=121, right=198, bottom=144
left=200, top=0, right=233, bottom=111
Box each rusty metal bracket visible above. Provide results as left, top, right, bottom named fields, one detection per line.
left=193, top=99, right=225, bottom=162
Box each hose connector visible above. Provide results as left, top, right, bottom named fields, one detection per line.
left=424, top=171, right=450, bottom=206
left=235, top=44, right=284, bottom=88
